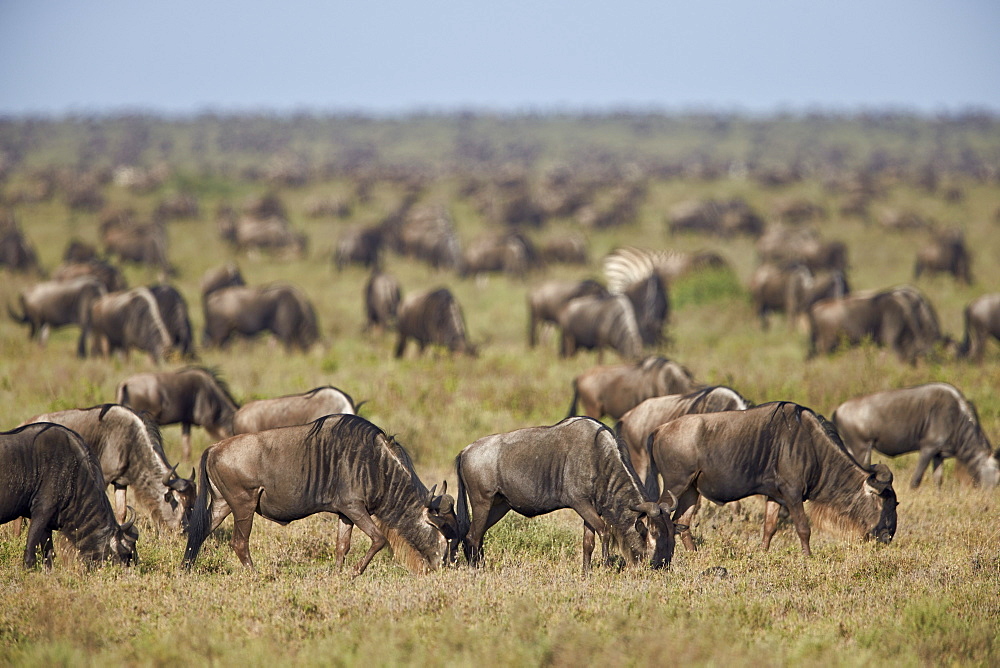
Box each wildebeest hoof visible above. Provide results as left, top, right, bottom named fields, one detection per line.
left=700, top=566, right=728, bottom=578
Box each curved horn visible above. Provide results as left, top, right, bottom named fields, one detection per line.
left=438, top=480, right=447, bottom=497
left=161, top=462, right=180, bottom=486
left=659, top=490, right=678, bottom=515
left=121, top=506, right=137, bottom=532
left=874, top=463, right=893, bottom=484
left=630, top=501, right=660, bottom=517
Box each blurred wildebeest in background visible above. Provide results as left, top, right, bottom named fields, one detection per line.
left=757, top=225, right=847, bottom=272
left=363, top=269, right=401, bottom=333
left=914, top=228, right=972, bottom=284
left=616, top=385, right=752, bottom=498
left=8, top=277, right=106, bottom=357
left=455, top=417, right=678, bottom=572
left=568, top=355, right=699, bottom=421
left=53, top=258, right=128, bottom=292
left=527, top=278, right=608, bottom=348
left=202, top=283, right=319, bottom=352
left=750, top=262, right=849, bottom=330
left=557, top=293, right=642, bottom=361
left=62, top=239, right=99, bottom=263
left=459, top=232, right=537, bottom=279
left=183, top=414, right=457, bottom=574
left=832, top=383, right=999, bottom=489
left=148, top=284, right=195, bottom=358
left=536, top=234, right=589, bottom=266
left=334, top=224, right=383, bottom=270
left=958, top=293, right=1000, bottom=361
left=218, top=194, right=308, bottom=259
left=0, top=423, right=139, bottom=569
left=394, top=287, right=475, bottom=357
left=200, top=263, right=245, bottom=298
left=23, top=404, right=196, bottom=530
left=651, top=402, right=897, bottom=555
left=0, top=219, right=40, bottom=274
left=89, top=287, right=173, bottom=363
left=101, top=216, right=173, bottom=276
left=383, top=204, right=461, bottom=270
left=117, top=366, right=240, bottom=461
left=667, top=198, right=764, bottom=238
left=232, top=386, right=360, bottom=434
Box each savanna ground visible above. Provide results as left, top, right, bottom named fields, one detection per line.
left=0, top=114, right=998, bottom=666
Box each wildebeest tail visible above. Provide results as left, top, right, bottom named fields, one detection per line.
left=454, top=454, right=472, bottom=561
left=7, top=299, right=28, bottom=324
left=566, top=379, right=580, bottom=418
left=182, top=448, right=213, bottom=569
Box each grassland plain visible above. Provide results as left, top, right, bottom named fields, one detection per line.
left=1, top=153, right=999, bottom=666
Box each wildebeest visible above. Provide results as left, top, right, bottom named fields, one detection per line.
left=89, top=287, right=174, bottom=363
left=335, top=225, right=383, bottom=270
left=24, top=404, right=196, bottom=530
left=567, top=356, right=699, bottom=421
left=183, top=414, right=456, bottom=574
left=53, top=258, right=128, bottom=292
left=0, top=224, right=40, bottom=274
left=807, top=286, right=942, bottom=363
left=363, top=269, right=401, bottom=332
left=757, top=225, right=847, bottom=272
left=527, top=278, right=608, bottom=348
left=616, top=385, right=752, bottom=498
left=232, top=386, right=359, bottom=434
left=832, top=383, right=999, bottom=489
left=455, top=417, right=678, bottom=572
left=914, top=228, right=972, bottom=284
left=557, top=293, right=642, bottom=361
left=202, top=283, right=319, bottom=352
left=394, top=287, right=475, bottom=358
left=750, top=262, right=849, bottom=330
left=0, top=423, right=139, bottom=568
left=101, top=218, right=173, bottom=275
left=8, top=277, right=106, bottom=357
left=958, top=293, right=1000, bottom=361
left=116, top=366, right=240, bottom=461
left=149, top=284, right=195, bottom=358
left=459, top=233, right=536, bottom=278
left=200, top=263, right=245, bottom=298
left=650, top=402, right=898, bottom=555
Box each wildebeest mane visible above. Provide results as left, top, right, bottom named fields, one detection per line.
left=182, top=365, right=240, bottom=408
left=688, top=385, right=753, bottom=413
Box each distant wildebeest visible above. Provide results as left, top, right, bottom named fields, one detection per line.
left=455, top=417, right=678, bottom=572
left=807, top=285, right=942, bottom=363
left=53, top=258, right=128, bottom=292
left=958, top=293, right=1000, bottom=361
left=459, top=233, right=536, bottom=279
left=527, top=278, right=608, bottom=348
left=116, top=366, right=240, bottom=461
left=0, top=225, right=40, bottom=274
left=832, top=383, right=999, bottom=489
left=750, top=262, right=849, bottom=330
left=220, top=214, right=308, bottom=259
left=148, top=284, right=195, bottom=358
left=8, top=277, right=106, bottom=357
left=363, top=269, right=401, bottom=332
left=232, top=386, right=359, bottom=434
left=183, top=414, right=457, bottom=574
left=914, top=228, right=972, bottom=284
left=200, top=263, right=245, bottom=298
left=616, top=385, right=752, bottom=498
left=394, top=287, right=475, bottom=358
left=334, top=225, right=383, bottom=270
left=101, top=219, right=173, bottom=275
left=537, top=234, right=589, bottom=265
left=202, top=283, right=319, bottom=352
left=0, top=423, right=139, bottom=569
left=650, top=402, right=898, bottom=555
left=89, top=287, right=174, bottom=363
left=757, top=225, right=847, bottom=272
left=557, top=293, right=642, bottom=361
left=567, top=356, right=699, bottom=421
left=24, top=404, right=196, bottom=530
left=667, top=198, right=764, bottom=238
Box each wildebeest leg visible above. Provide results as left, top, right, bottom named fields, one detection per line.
left=931, top=454, right=945, bottom=487
left=39, top=324, right=51, bottom=346
left=113, top=484, right=127, bottom=523
left=23, top=515, right=53, bottom=569
left=339, top=504, right=387, bottom=576
left=573, top=503, right=608, bottom=573
left=181, top=424, right=192, bottom=461
left=335, top=516, right=353, bottom=569
left=228, top=493, right=261, bottom=569
left=393, top=333, right=407, bottom=358
left=783, top=497, right=812, bottom=556
left=41, top=533, right=55, bottom=569
left=911, top=448, right=937, bottom=488
left=761, top=497, right=781, bottom=551
left=466, top=496, right=511, bottom=567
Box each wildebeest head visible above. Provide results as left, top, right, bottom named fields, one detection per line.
left=625, top=493, right=681, bottom=570
left=105, top=506, right=140, bottom=566
left=425, top=481, right=460, bottom=566
left=863, top=463, right=898, bottom=544
left=161, top=463, right=197, bottom=531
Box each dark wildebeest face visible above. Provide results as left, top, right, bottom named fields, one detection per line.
left=105, top=508, right=140, bottom=566
left=425, top=482, right=460, bottom=566
left=628, top=495, right=680, bottom=570
left=864, top=463, right=897, bottom=544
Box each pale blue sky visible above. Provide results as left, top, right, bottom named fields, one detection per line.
left=1, top=1, right=998, bottom=116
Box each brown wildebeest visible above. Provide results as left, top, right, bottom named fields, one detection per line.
left=24, top=404, right=196, bottom=530
left=0, top=225, right=40, bottom=274
left=914, top=228, right=972, bottom=284
left=394, top=287, right=475, bottom=358
left=526, top=278, right=608, bottom=348
left=0, top=423, right=139, bottom=569
left=89, top=287, right=174, bottom=363
left=958, top=293, right=1000, bottom=361
left=232, top=386, right=360, bottom=434
left=335, top=225, right=383, bottom=270
left=200, top=263, right=245, bottom=298
left=459, top=233, right=537, bottom=279
left=363, top=269, right=401, bottom=333
left=8, top=277, right=106, bottom=357
left=101, top=218, right=173, bottom=275
left=832, top=383, right=999, bottom=489
left=202, top=283, right=319, bottom=352
left=53, top=258, right=128, bottom=292
left=182, top=414, right=457, bottom=574
left=116, top=366, right=240, bottom=461
left=651, top=402, right=898, bottom=556
left=557, top=293, right=642, bottom=361
left=616, top=385, right=752, bottom=498
left=750, top=262, right=849, bottom=330
left=455, top=417, right=678, bottom=572
left=567, top=355, right=699, bottom=421
left=756, top=225, right=847, bottom=272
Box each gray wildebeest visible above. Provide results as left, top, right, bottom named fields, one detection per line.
left=200, top=263, right=245, bottom=298
left=567, top=355, right=699, bottom=421
left=394, top=287, right=475, bottom=358
left=750, top=262, right=849, bottom=330
left=914, top=228, right=972, bottom=284
left=650, top=402, right=898, bottom=556
left=0, top=423, right=139, bottom=569
left=557, top=293, right=642, bottom=361
left=455, top=417, right=678, bottom=572
left=958, top=293, right=1000, bottom=361
left=832, top=383, right=999, bottom=489
left=616, top=385, right=752, bottom=499
left=23, top=404, right=196, bottom=531
left=116, top=366, right=239, bottom=461
left=89, top=287, right=173, bottom=363
left=527, top=278, right=608, bottom=348
left=202, top=283, right=319, bottom=352
left=182, top=414, right=457, bottom=574
left=364, top=269, right=401, bottom=333
left=232, top=386, right=360, bottom=434
left=8, top=277, right=106, bottom=357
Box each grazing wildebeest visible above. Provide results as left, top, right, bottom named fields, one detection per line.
left=914, top=229, right=972, bottom=284
left=616, top=385, right=752, bottom=498
left=459, top=233, right=536, bottom=278
left=750, top=263, right=849, bottom=330
left=89, top=287, right=174, bottom=363
left=363, top=269, right=401, bottom=332
left=149, top=284, right=195, bottom=358
left=832, top=383, right=999, bottom=489
left=650, top=402, right=898, bottom=555
left=526, top=278, right=609, bottom=348
left=567, top=356, right=699, bottom=421
left=116, top=366, right=240, bottom=461
left=0, top=226, right=40, bottom=274
left=182, top=414, right=456, bottom=574
left=455, top=417, right=678, bottom=572
left=557, top=293, right=642, bottom=361
left=232, top=386, right=359, bottom=434
left=101, top=219, right=173, bottom=275
left=202, top=283, right=319, bottom=352
left=394, top=287, right=475, bottom=358
left=958, top=293, right=1000, bottom=361
left=24, top=404, right=196, bottom=530
left=335, top=225, right=383, bottom=270
left=0, top=423, right=139, bottom=568
left=200, top=263, right=245, bottom=298
left=8, top=277, right=106, bottom=357
left=53, top=258, right=128, bottom=292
